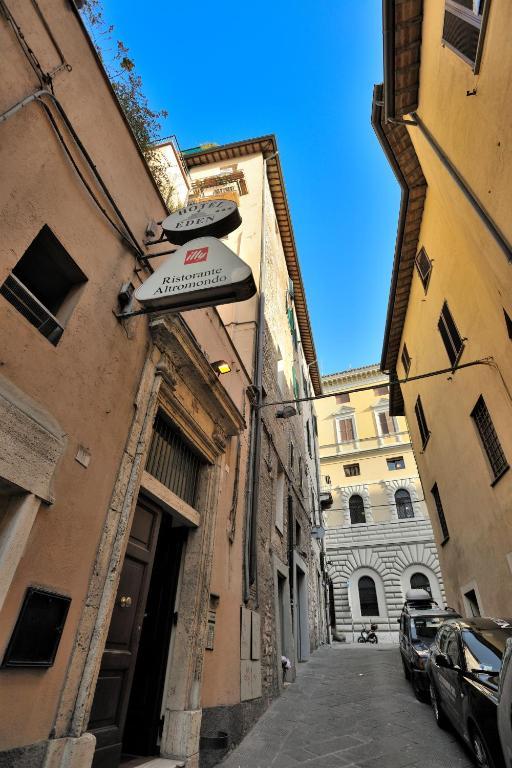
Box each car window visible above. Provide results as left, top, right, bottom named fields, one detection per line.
left=437, top=626, right=450, bottom=653
left=411, top=616, right=446, bottom=644
left=462, top=629, right=504, bottom=675
left=445, top=630, right=460, bottom=667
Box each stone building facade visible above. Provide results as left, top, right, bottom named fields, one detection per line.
left=317, top=365, right=445, bottom=643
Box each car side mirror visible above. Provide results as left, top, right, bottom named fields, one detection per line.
left=435, top=653, right=452, bottom=669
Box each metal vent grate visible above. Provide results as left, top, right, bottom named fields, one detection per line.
left=146, top=412, right=203, bottom=506
left=443, top=10, right=480, bottom=65
left=0, top=274, right=64, bottom=345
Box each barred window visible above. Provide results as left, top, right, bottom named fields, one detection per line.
left=146, top=412, right=204, bottom=506
left=415, top=248, right=432, bottom=291
left=349, top=495, right=366, bottom=525
left=442, top=0, right=489, bottom=72
left=431, top=483, right=449, bottom=542
left=414, top=395, right=430, bottom=449
left=401, top=344, right=411, bottom=376
left=395, top=489, right=414, bottom=519
left=344, top=463, right=360, bottom=478
left=438, top=302, right=464, bottom=367
left=471, top=395, right=509, bottom=481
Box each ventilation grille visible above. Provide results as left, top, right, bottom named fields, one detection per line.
left=443, top=10, right=480, bottom=64
left=0, top=274, right=63, bottom=345
left=146, top=412, right=203, bottom=506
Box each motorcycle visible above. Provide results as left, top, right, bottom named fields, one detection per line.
left=357, top=623, right=378, bottom=644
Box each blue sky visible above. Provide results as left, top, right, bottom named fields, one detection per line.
left=99, top=0, right=399, bottom=375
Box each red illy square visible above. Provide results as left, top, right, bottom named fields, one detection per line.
left=184, top=247, right=209, bottom=265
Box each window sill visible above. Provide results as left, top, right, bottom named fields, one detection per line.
left=440, top=536, right=450, bottom=547
left=491, top=464, right=510, bottom=488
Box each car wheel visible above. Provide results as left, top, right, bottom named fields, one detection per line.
left=412, top=671, right=428, bottom=703
left=429, top=681, right=448, bottom=729
left=471, top=728, right=495, bottom=768
left=402, top=657, right=411, bottom=680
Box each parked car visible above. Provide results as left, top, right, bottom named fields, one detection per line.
left=498, top=637, right=512, bottom=767
left=428, top=617, right=512, bottom=768
left=399, top=588, right=460, bottom=702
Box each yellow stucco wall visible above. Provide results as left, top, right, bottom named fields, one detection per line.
left=394, top=0, right=512, bottom=616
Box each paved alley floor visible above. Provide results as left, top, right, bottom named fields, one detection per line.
left=220, top=644, right=474, bottom=768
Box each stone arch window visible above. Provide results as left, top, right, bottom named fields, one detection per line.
left=358, top=576, right=379, bottom=616
left=395, top=488, right=414, bottom=519
left=349, top=494, right=366, bottom=525
left=411, top=571, right=431, bottom=595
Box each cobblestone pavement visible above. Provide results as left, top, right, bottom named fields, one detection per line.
left=220, top=644, right=474, bottom=768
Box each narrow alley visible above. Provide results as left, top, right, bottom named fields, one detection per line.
left=220, top=645, right=473, bottom=768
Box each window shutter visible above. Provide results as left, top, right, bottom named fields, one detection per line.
left=379, top=412, right=390, bottom=435
left=442, top=0, right=488, bottom=71
left=438, top=302, right=464, bottom=366
left=415, top=248, right=432, bottom=290
left=339, top=418, right=354, bottom=442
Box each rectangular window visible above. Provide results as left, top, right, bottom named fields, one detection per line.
left=387, top=456, right=405, bottom=471
left=442, top=0, right=489, bottom=72
left=344, top=463, right=360, bottom=477
left=337, top=417, right=355, bottom=442
left=415, top=247, right=432, bottom=291
left=471, top=395, right=509, bottom=481
left=289, top=443, right=294, bottom=472
left=464, top=588, right=481, bottom=617
left=146, top=411, right=204, bottom=506
left=313, top=415, right=318, bottom=436
left=335, top=392, right=350, bottom=404
left=431, top=483, right=449, bottom=542
left=373, top=385, right=389, bottom=395
left=378, top=411, right=395, bottom=436
left=438, top=301, right=464, bottom=366
left=401, top=344, right=411, bottom=376
left=0, top=225, right=87, bottom=346
left=306, top=421, right=312, bottom=458
left=414, top=395, right=431, bottom=448
left=275, top=468, right=285, bottom=532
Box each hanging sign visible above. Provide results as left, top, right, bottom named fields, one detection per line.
left=161, top=199, right=242, bottom=244
left=135, top=236, right=256, bottom=312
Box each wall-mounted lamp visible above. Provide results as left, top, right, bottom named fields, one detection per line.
left=276, top=405, right=297, bottom=419
left=212, top=360, right=231, bottom=375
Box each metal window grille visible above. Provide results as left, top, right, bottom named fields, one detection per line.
left=401, top=344, right=411, bottom=376
left=410, top=573, right=431, bottom=594
left=471, top=395, right=509, bottom=479
left=349, top=495, right=366, bottom=525
left=443, top=1, right=488, bottom=70
left=145, top=412, right=204, bottom=506
left=414, top=395, right=430, bottom=448
left=415, top=248, right=432, bottom=291
left=0, top=274, right=64, bottom=346
left=344, top=463, right=360, bottom=478
left=359, top=576, right=379, bottom=616
left=395, top=489, right=414, bottom=519
left=438, top=302, right=464, bottom=366
left=431, top=483, right=449, bottom=541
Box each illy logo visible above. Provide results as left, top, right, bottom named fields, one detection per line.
left=184, top=247, right=208, bottom=265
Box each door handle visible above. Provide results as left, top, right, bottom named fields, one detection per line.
left=119, top=595, right=133, bottom=608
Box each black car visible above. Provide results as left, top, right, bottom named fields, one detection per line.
left=428, top=617, right=512, bottom=768
left=399, top=589, right=460, bottom=702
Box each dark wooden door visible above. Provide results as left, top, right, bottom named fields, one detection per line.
left=88, top=499, right=162, bottom=768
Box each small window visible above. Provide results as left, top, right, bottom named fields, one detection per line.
left=0, top=226, right=87, bottom=346
left=415, top=247, right=432, bottom=291
left=344, top=463, right=360, bottom=478
left=387, top=456, right=405, bottom=471
left=337, top=417, right=355, bottom=443
left=298, top=456, right=303, bottom=490
left=395, top=489, right=414, bottom=519
left=373, top=385, right=389, bottom=395
left=289, top=443, right=294, bottom=472
left=438, top=301, right=464, bottom=366
left=414, top=395, right=431, bottom=449
left=504, top=309, right=512, bottom=340
left=442, top=0, right=489, bottom=72
left=463, top=588, right=481, bottom=617
left=349, top=494, right=366, bottom=524
left=295, top=520, right=301, bottom=548
left=471, top=395, right=509, bottom=481
left=411, top=572, right=431, bottom=594
left=401, top=344, right=411, bottom=376
left=324, top=475, right=331, bottom=485
left=313, top=415, right=318, bottom=436
left=335, top=392, right=350, bottom=404
left=378, top=411, right=396, bottom=436
left=431, top=483, right=449, bottom=542
left=358, top=576, right=379, bottom=616
left=306, top=421, right=312, bottom=458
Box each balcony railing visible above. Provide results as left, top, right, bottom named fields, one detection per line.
left=320, top=430, right=410, bottom=458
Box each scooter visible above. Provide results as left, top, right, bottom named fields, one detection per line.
left=357, top=623, right=378, bottom=644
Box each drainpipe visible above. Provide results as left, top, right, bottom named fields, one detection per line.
left=243, top=149, right=278, bottom=603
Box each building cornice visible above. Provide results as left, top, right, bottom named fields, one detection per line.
left=183, top=136, right=321, bottom=396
